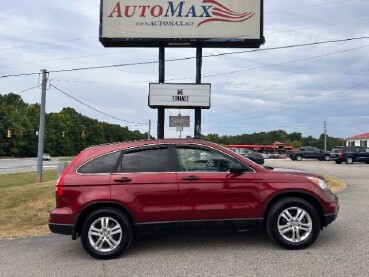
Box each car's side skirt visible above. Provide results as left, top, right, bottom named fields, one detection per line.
left=135, top=218, right=263, bottom=235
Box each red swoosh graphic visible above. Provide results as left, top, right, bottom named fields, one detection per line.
left=198, top=0, right=255, bottom=27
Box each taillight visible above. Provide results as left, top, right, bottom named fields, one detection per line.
left=338, top=152, right=343, bottom=157
left=56, top=152, right=83, bottom=196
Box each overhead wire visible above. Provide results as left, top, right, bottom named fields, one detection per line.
left=50, top=84, right=148, bottom=126
left=204, top=78, right=369, bottom=126
left=1, top=35, right=369, bottom=79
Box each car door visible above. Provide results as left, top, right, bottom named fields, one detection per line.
left=355, top=147, right=368, bottom=162
left=110, top=145, right=180, bottom=224
left=174, top=144, right=260, bottom=229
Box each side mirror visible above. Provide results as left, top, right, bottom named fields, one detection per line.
left=230, top=164, right=246, bottom=174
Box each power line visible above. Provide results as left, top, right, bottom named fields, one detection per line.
left=49, top=79, right=149, bottom=123
left=265, top=0, right=354, bottom=14
left=268, top=18, right=369, bottom=34
left=206, top=78, right=369, bottom=126
left=0, top=36, right=96, bottom=51
left=1, top=36, right=369, bottom=79
left=50, top=84, right=148, bottom=126
left=174, top=43, right=369, bottom=81
left=14, top=85, right=40, bottom=94
left=206, top=67, right=369, bottom=119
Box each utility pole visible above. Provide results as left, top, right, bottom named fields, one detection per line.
left=324, top=121, right=327, bottom=151
left=36, top=69, right=48, bottom=183
left=148, top=119, right=151, bottom=140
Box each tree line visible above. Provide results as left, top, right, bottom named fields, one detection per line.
left=202, top=130, right=345, bottom=151
left=1, top=93, right=345, bottom=157
left=0, top=93, right=149, bottom=157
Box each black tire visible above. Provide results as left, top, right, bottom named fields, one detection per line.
left=335, top=160, right=342, bottom=164
left=266, top=197, right=320, bottom=249
left=81, top=208, right=132, bottom=259
left=324, top=155, right=330, bottom=161
left=296, top=155, right=302, bottom=161
left=346, top=157, right=354, bottom=164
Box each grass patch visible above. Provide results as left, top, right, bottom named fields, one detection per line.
left=323, top=174, right=347, bottom=192
left=0, top=170, right=57, bottom=189
left=0, top=170, right=56, bottom=239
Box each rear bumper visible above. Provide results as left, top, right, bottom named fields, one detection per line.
left=49, top=223, right=73, bottom=235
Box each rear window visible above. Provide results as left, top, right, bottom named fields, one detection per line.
left=117, top=147, right=171, bottom=173
left=78, top=151, right=121, bottom=174
left=331, top=147, right=342, bottom=153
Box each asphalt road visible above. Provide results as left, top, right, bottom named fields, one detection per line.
left=0, top=158, right=58, bottom=174
left=0, top=159, right=368, bottom=277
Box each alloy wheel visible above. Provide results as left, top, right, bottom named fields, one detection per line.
left=277, top=207, right=312, bottom=243
left=88, top=217, right=122, bottom=252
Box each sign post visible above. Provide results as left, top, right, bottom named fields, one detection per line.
left=99, top=0, right=264, bottom=138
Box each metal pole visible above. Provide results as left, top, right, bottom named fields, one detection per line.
left=36, top=69, right=48, bottom=183
left=157, top=45, right=165, bottom=139
left=148, top=119, right=151, bottom=140
left=194, top=46, right=202, bottom=139
left=324, top=121, right=327, bottom=151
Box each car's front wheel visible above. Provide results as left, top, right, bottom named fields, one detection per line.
left=81, top=208, right=132, bottom=259
left=296, top=155, right=303, bottom=161
left=266, top=197, right=320, bottom=249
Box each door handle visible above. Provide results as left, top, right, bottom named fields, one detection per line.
left=114, top=177, right=132, bottom=183
left=182, top=176, right=200, bottom=181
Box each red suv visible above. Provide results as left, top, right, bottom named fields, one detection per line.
left=49, top=139, right=339, bottom=259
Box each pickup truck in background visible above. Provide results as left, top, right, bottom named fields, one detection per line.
left=286, top=146, right=331, bottom=161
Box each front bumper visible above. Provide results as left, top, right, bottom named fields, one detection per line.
left=323, top=193, right=339, bottom=227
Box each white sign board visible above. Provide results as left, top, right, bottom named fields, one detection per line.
left=169, top=116, right=190, bottom=127
left=100, top=0, right=264, bottom=48
left=149, top=83, right=211, bottom=108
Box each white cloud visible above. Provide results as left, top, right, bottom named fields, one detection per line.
left=1, top=0, right=369, bottom=139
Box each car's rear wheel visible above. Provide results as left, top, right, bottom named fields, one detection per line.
left=335, top=160, right=342, bottom=164
left=266, top=197, right=320, bottom=249
left=296, top=155, right=302, bottom=161
left=346, top=157, right=354, bottom=164
left=81, top=208, right=132, bottom=259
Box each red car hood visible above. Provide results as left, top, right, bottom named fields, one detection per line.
left=265, top=166, right=323, bottom=178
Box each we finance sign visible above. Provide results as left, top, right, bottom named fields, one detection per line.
left=100, top=0, right=264, bottom=48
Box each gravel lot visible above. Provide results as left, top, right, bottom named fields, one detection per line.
left=0, top=159, right=368, bottom=277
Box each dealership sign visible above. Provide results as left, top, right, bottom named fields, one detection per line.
left=169, top=116, right=190, bottom=127
left=100, top=0, right=264, bottom=47
left=149, top=83, right=211, bottom=108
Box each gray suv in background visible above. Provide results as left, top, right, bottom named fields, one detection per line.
left=330, top=146, right=369, bottom=164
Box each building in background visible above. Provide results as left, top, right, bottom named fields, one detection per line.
left=346, top=133, right=369, bottom=147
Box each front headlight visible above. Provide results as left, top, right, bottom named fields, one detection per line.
left=307, top=176, right=329, bottom=190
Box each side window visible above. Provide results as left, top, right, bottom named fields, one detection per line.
left=176, top=146, right=243, bottom=172
left=118, top=148, right=170, bottom=173
left=78, top=151, right=121, bottom=174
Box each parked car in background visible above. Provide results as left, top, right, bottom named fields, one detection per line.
left=330, top=146, right=369, bottom=164
left=49, top=139, right=339, bottom=259
left=43, top=153, right=51, bottom=161
left=286, top=147, right=330, bottom=161
left=229, top=148, right=264, bottom=165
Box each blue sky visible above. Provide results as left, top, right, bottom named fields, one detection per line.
left=0, top=0, right=368, bottom=139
